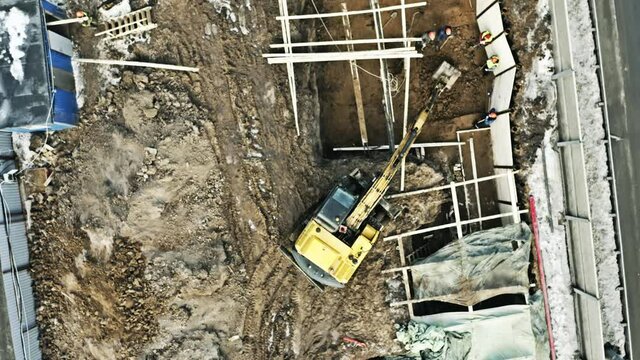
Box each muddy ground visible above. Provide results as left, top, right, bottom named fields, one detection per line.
left=25, top=0, right=551, bottom=359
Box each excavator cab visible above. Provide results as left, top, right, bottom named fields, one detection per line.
left=315, top=187, right=358, bottom=234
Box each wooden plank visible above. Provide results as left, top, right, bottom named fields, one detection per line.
left=277, top=0, right=300, bottom=135
left=370, top=0, right=396, bottom=152
left=75, top=58, right=198, bottom=72
left=342, top=3, right=368, bottom=147
left=269, top=37, right=421, bottom=48
left=383, top=209, right=529, bottom=241
left=387, top=170, right=521, bottom=199
left=469, top=138, right=483, bottom=228
left=275, top=2, right=427, bottom=20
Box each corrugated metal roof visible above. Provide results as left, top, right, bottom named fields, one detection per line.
left=2, top=272, right=40, bottom=360
left=0, top=222, right=30, bottom=273
left=17, top=271, right=36, bottom=331
left=0, top=133, right=14, bottom=158
left=0, top=163, right=26, bottom=222
left=25, top=327, right=41, bottom=360
left=0, top=147, right=41, bottom=360
left=3, top=272, right=24, bottom=360
left=18, top=272, right=35, bottom=332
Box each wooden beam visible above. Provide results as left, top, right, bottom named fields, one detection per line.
left=269, top=37, right=421, bottom=48
left=47, top=17, right=87, bottom=26
left=75, top=58, right=199, bottom=72
left=387, top=170, right=521, bottom=199
left=469, top=138, right=483, bottom=229
left=263, top=47, right=418, bottom=57
left=267, top=52, right=422, bottom=64
left=450, top=182, right=464, bottom=239
left=370, top=0, right=396, bottom=153
left=396, top=237, right=414, bottom=317
left=400, top=0, right=411, bottom=192
left=275, top=2, right=427, bottom=20
left=333, top=142, right=462, bottom=151
left=383, top=209, right=529, bottom=241
left=277, top=0, right=300, bottom=135
left=387, top=286, right=528, bottom=306
left=508, top=170, right=521, bottom=223
left=342, top=3, right=368, bottom=147
left=456, top=128, right=490, bottom=135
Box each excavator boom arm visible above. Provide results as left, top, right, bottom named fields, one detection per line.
left=345, top=87, right=442, bottom=230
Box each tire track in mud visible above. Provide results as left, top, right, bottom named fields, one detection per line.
left=222, top=72, right=307, bottom=359
left=190, top=5, right=339, bottom=357
left=201, top=63, right=308, bottom=358
left=242, top=250, right=298, bottom=359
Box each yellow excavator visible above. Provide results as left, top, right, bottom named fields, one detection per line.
left=281, top=62, right=460, bottom=290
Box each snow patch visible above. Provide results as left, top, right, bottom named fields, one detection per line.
left=524, top=0, right=581, bottom=357
left=99, top=0, right=132, bottom=20
left=529, top=132, right=581, bottom=360
left=12, top=132, right=34, bottom=166
left=567, top=0, right=625, bottom=352
left=207, top=0, right=253, bottom=35
left=72, top=52, right=85, bottom=109
left=0, top=7, right=31, bottom=83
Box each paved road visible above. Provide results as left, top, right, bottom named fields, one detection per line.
left=593, top=0, right=640, bottom=357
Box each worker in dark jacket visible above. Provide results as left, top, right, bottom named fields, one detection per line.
left=436, top=25, right=452, bottom=42
left=475, top=108, right=498, bottom=128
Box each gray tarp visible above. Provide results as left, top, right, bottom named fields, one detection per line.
left=395, top=321, right=471, bottom=360
left=395, top=295, right=551, bottom=360
left=414, top=304, right=538, bottom=360
left=411, top=223, right=532, bottom=306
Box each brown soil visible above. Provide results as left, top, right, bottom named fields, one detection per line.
left=24, top=0, right=551, bottom=359
left=318, top=0, right=492, bottom=151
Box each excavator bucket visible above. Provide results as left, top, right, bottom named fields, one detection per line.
left=432, top=61, right=461, bottom=90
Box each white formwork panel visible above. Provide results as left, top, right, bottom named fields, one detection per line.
left=484, top=35, right=516, bottom=74
left=47, top=31, right=73, bottom=56
left=494, top=168, right=512, bottom=200
left=490, top=68, right=516, bottom=112
left=498, top=203, right=514, bottom=225
left=476, top=0, right=497, bottom=15
left=490, top=113, right=514, bottom=167
left=476, top=3, right=504, bottom=37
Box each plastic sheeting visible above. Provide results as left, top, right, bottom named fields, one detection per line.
left=415, top=304, right=537, bottom=360
left=411, top=223, right=532, bottom=306
left=396, top=321, right=471, bottom=359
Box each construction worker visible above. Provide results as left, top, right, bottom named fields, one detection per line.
left=434, top=25, right=453, bottom=50
left=479, top=31, right=493, bottom=46
left=436, top=25, right=452, bottom=42
left=75, top=10, right=93, bottom=27
left=475, top=108, right=498, bottom=128
left=484, top=55, right=500, bottom=72
left=420, top=31, right=436, bottom=50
